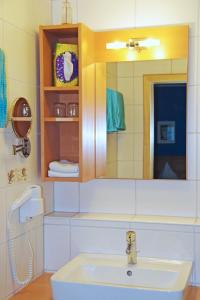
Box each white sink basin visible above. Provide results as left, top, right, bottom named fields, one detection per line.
left=51, top=254, right=192, bottom=300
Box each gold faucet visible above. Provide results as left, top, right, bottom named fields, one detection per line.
left=126, top=231, right=137, bottom=265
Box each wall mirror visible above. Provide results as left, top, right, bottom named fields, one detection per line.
left=11, top=97, right=32, bottom=158
left=95, top=25, right=188, bottom=180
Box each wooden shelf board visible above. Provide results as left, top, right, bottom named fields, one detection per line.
left=40, top=24, right=79, bottom=33
left=44, top=176, right=80, bottom=182
left=11, top=117, right=32, bottom=121
left=44, top=117, right=79, bottom=122
left=43, top=86, right=79, bottom=93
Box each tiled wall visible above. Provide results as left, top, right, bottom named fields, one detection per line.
left=0, top=1, right=53, bottom=299
left=50, top=0, right=200, bottom=287
left=107, top=59, right=186, bottom=179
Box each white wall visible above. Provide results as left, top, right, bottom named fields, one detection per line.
left=0, top=1, right=53, bottom=299
left=52, top=0, right=200, bottom=218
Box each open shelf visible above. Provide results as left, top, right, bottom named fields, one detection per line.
left=11, top=117, right=32, bottom=121
left=44, top=176, right=80, bottom=182
left=44, top=117, right=79, bottom=122
left=43, top=86, right=79, bottom=93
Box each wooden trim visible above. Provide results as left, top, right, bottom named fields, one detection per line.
left=43, top=86, right=79, bottom=92
left=143, top=73, right=187, bottom=179
left=44, top=117, right=79, bottom=122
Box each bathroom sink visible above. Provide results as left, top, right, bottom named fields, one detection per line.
left=51, top=253, right=192, bottom=300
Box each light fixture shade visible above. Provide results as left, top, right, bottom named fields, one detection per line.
left=106, top=41, right=127, bottom=49
left=106, top=38, right=160, bottom=50
left=137, top=38, right=160, bottom=48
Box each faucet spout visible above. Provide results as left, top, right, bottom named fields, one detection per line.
left=126, top=231, right=137, bottom=265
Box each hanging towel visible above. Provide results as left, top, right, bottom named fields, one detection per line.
left=106, top=88, right=126, bottom=133
left=49, top=160, right=79, bottom=173
left=48, top=170, right=79, bottom=178
left=0, top=49, right=7, bottom=128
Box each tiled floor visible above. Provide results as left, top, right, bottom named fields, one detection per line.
left=9, top=273, right=200, bottom=300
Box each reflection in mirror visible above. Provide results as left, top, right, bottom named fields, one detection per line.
left=104, top=59, right=187, bottom=180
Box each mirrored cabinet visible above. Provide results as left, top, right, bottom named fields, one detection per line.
left=39, top=23, right=189, bottom=181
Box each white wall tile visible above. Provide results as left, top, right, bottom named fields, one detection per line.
left=197, top=135, right=200, bottom=180
left=4, top=23, right=36, bottom=85
left=135, top=0, right=199, bottom=36
left=133, top=60, right=171, bottom=77
left=35, top=226, right=44, bottom=275
left=44, top=224, right=70, bottom=271
left=132, top=227, right=194, bottom=261
left=171, top=59, right=187, bottom=73
left=80, top=179, right=135, bottom=214
left=197, top=37, right=200, bottom=85
left=54, top=182, right=79, bottom=212
left=0, top=20, right=3, bottom=48
left=118, top=161, right=134, bottom=178
left=197, top=86, right=200, bottom=133
left=194, top=233, right=200, bottom=284
left=117, top=133, right=134, bottom=161
left=136, top=180, right=196, bottom=217
left=52, top=0, right=77, bottom=25
left=117, top=62, right=134, bottom=78
left=4, top=0, right=36, bottom=33
left=197, top=181, right=200, bottom=217
left=42, top=182, right=54, bottom=214
left=71, top=226, right=127, bottom=258
left=77, top=0, right=135, bottom=30
left=187, top=133, right=197, bottom=180
left=0, top=243, right=7, bottom=300
left=133, top=77, right=143, bottom=105
left=187, top=85, right=197, bottom=133
left=188, top=36, right=198, bottom=85
left=117, top=77, right=134, bottom=105
left=0, top=189, right=7, bottom=244
left=0, top=0, right=3, bottom=19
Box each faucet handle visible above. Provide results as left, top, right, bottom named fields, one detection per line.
left=126, top=231, right=136, bottom=243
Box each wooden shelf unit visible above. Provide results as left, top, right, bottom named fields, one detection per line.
left=39, top=23, right=95, bottom=182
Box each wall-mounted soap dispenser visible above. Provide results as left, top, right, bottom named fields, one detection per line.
left=10, top=97, right=32, bottom=158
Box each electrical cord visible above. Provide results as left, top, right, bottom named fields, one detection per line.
left=7, top=210, right=33, bottom=286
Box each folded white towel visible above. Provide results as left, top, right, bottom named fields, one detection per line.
left=48, top=170, right=79, bottom=178
left=49, top=160, right=79, bottom=173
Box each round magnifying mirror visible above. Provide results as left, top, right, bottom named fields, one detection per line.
left=11, top=97, right=32, bottom=138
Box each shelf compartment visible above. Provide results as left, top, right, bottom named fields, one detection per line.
left=44, top=117, right=79, bottom=122
left=43, top=86, right=79, bottom=93
left=43, top=91, right=79, bottom=118
left=39, top=25, right=79, bottom=87
left=42, top=122, right=79, bottom=178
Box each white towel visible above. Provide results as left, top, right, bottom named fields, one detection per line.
left=48, top=170, right=79, bottom=178
left=49, top=160, right=79, bottom=173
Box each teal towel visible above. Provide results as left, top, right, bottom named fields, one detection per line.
left=0, top=49, right=7, bottom=128
left=106, top=88, right=126, bottom=133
